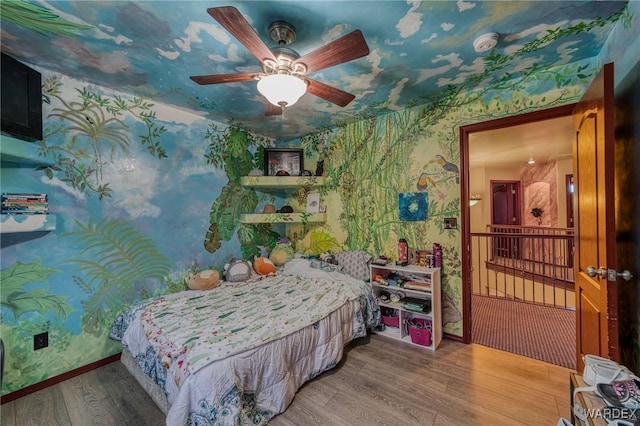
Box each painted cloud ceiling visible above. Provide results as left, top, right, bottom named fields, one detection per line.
left=0, top=0, right=628, bottom=140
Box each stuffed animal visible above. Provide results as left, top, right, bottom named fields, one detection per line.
left=253, top=256, right=277, bottom=275
left=269, top=238, right=295, bottom=266
left=224, top=259, right=253, bottom=282
left=185, top=269, right=220, bottom=291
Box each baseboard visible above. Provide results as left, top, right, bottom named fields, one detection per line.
left=0, top=352, right=121, bottom=405
left=444, top=332, right=465, bottom=343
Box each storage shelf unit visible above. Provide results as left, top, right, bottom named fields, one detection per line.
left=240, top=176, right=326, bottom=190
left=240, top=175, right=326, bottom=224
left=240, top=213, right=326, bottom=224
left=0, top=213, right=57, bottom=234
left=0, top=135, right=53, bottom=166
left=370, top=264, right=442, bottom=350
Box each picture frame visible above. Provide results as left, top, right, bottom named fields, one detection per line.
left=264, top=148, right=304, bottom=176
left=306, top=192, right=320, bottom=213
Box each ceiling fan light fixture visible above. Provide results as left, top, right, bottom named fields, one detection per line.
left=257, top=74, right=307, bottom=107
left=473, top=32, right=499, bottom=53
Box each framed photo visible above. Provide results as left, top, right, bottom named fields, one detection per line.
left=264, top=148, right=304, bottom=176
left=306, top=192, right=320, bottom=213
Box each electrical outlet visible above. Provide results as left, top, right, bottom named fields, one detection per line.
left=34, top=332, right=48, bottom=350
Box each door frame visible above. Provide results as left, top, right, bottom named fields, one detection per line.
left=459, top=103, right=576, bottom=343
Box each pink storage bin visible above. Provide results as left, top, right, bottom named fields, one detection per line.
left=381, top=306, right=400, bottom=328
left=407, top=318, right=432, bottom=346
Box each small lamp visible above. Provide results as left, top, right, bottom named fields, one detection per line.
left=470, top=194, right=482, bottom=207
left=257, top=74, right=307, bottom=108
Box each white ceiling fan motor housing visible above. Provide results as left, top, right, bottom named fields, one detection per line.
left=473, top=33, right=499, bottom=52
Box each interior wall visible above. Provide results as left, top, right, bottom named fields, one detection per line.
left=0, top=70, right=272, bottom=396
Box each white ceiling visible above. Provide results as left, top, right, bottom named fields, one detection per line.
left=468, top=116, right=574, bottom=168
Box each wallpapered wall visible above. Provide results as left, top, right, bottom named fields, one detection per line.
left=2, top=2, right=638, bottom=395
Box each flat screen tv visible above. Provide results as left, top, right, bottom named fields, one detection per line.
left=1, top=52, right=43, bottom=142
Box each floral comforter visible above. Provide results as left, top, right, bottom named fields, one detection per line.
left=110, top=259, right=381, bottom=425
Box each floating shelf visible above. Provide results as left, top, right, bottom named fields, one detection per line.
left=240, top=176, right=326, bottom=189
left=240, top=213, right=326, bottom=224
left=0, top=135, right=53, bottom=166
left=0, top=214, right=57, bottom=234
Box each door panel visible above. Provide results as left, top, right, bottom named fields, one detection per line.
left=491, top=181, right=521, bottom=260
left=573, top=63, right=618, bottom=371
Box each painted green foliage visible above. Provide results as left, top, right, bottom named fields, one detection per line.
left=63, top=218, right=171, bottom=336
left=202, top=123, right=279, bottom=258
left=38, top=76, right=168, bottom=200
left=0, top=0, right=92, bottom=37
left=0, top=260, right=71, bottom=321
left=296, top=10, right=627, bottom=334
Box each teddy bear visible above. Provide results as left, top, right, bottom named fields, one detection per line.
left=185, top=269, right=220, bottom=291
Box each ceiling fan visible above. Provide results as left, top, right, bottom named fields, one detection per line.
left=190, top=6, right=370, bottom=115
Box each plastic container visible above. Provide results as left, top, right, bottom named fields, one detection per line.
left=433, top=243, right=442, bottom=268
left=381, top=306, right=400, bottom=328
left=407, top=318, right=432, bottom=346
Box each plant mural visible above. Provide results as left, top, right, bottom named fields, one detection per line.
left=38, top=76, right=168, bottom=199
left=0, top=0, right=92, bottom=37
left=202, top=123, right=280, bottom=259
left=0, top=261, right=74, bottom=392
left=0, top=0, right=635, bottom=397
left=292, top=9, right=628, bottom=333
left=62, top=218, right=172, bottom=336
left=0, top=261, right=71, bottom=322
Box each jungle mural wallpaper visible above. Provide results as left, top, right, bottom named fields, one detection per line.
left=1, top=0, right=639, bottom=396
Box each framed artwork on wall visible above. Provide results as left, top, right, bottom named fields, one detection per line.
left=264, top=148, right=304, bottom=176
left=399, top=192, right=428, bottom=221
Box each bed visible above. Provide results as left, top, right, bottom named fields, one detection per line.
left=110, top=258, right=381, bottom=425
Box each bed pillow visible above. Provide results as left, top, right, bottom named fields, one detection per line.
left=334, top=250, right=372, bottom=281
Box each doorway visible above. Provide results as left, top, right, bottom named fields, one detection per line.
left=460, top=104, right=577, bottom=368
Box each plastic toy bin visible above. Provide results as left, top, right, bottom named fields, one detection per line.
left=407, top=317, right=432, bottom=346
left=381, top=306, right=400, bottom=328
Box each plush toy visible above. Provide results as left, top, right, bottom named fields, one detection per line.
left=224, top=259, right=253, bottom=282
left=185, top=269, right=220, bottom=291
left=253, top=256, right=277, bottom=275
left=269, top=238, right=295, bottom=266
left=320, top=252, right=338, bottom=265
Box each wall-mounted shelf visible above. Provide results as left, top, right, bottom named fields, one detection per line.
left=240, top=176, right=326, bottom=190
left=240, top=213, right=326, bottom=224
left=0, top=135, right=53, bottom=166
left=240, top=175, right=327, bottom=225
left=0, top=214, right=57, bottom=234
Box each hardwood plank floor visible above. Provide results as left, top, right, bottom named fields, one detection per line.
left=0, top=335, right=574, bottom=425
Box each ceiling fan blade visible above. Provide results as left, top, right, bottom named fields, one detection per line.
left=304, top=78, right=356, bottom=107
left=265, top=103, right=283, bottom=116
left=190, top=73, right=258, bottom=85
left=293, top=30, right=369, bottom=74
left=207, top=6, right=276, bottom=64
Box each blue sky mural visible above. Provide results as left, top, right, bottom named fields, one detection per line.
left=0, top=0, right=628, bottom=140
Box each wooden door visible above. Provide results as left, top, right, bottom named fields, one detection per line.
left=491, top=181, right=521, bottom=260
left=573, top=63, right=618, bottom=372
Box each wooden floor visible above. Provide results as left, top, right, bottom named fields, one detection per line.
left=1, top=335, right=574, bottom=425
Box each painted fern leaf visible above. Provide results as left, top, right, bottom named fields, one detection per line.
left=64, top=218, right=171, bottom=287
left=63, top=218, right=171, bottom=334
left=0, top=260, right=71, bottom=319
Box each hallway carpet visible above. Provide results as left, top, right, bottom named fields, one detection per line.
left=471, top=295, right=576, bottom=369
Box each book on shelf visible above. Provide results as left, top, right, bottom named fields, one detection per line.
left=403, top=281, right=432, bottom=292
left=2, top=193, right=48, bottom=214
